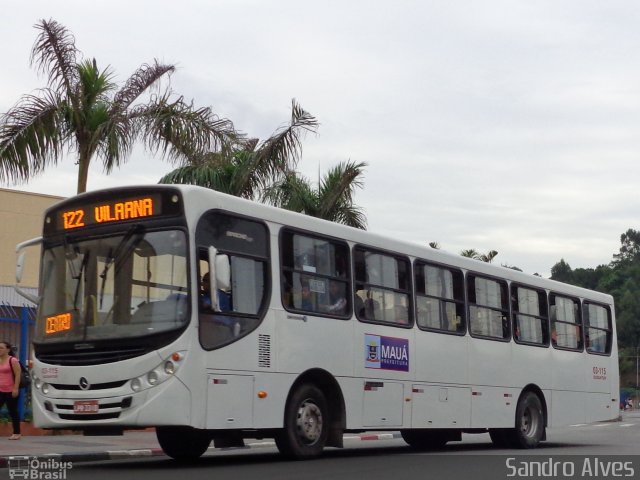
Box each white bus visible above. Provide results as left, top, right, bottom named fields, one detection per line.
left=16, top=185, right=619, bottom=460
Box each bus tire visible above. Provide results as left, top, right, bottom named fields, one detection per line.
left=512, top=391, right=545, bottom=449
left=401, top=429, right=448, bottom=450
left=275, top=384, right=329, bottom=459
left=156, top=426, right=211, bottom=461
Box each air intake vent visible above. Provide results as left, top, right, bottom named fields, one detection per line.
left=37, top=347, right=149, bottom=366
left=258, top=334, right=271, bottom=368
left=50, top=380, right=128, bottom=391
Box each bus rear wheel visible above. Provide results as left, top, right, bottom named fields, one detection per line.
left=401, top=429, right=448, bottom=450
left=156, top=426, right=211, bottom=461
left=275, top=384, right=329, bottom=459
left=511, top=391, right=545, bottom=449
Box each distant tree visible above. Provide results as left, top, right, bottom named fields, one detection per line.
left=429, top=242, right=440, bottom=249
left=460, top=249, right=480, bottom=260
left=550, top=259, right=573, bottom=284
left=479, top=250, right=498, bottom=263
left=263, top=160, right=367, bottom=229
left=0, top=19, right=235, bottom=193
left=613, top=229, right=640, bottom=265
left=160, top=99, right=317, bottom=199
left=502, top=264, right=523, bottom=272
left=460, top=249, right=498, bottom=263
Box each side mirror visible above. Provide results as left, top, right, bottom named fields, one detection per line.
left=15, top=237, right=42, bottom=304
left=16, top=251, right=26, bottom=284
left=207, top=246, right=231, bottom=312
left=215, top=254, right=231, bottom=291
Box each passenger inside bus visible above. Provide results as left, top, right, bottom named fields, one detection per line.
left=363, top=290, right=380, bottom=320
left=326, top=281, right=347, bottom=315
left=199, top=272, right=239, bottom=339
left=200, top=272, right=231, bottom=312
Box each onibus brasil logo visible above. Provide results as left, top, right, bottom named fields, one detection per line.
left=8, top=456, right=72, bottom=479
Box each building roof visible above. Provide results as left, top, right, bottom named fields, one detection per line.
left=0, top=284, right=37, bottom=308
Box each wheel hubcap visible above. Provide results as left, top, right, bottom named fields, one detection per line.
left=296, top=398, right=323, bottom=444
left=520, top=405, right=541, bottom=439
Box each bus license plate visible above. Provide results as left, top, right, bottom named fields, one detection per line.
left=73, top=400, right=99, bottom=414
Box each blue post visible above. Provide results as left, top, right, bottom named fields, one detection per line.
left=18, top=307, right=29, bottom=421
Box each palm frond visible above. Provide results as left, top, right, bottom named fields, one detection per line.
left=460, top=249, right=480, bottom=259
left=77, top=59, right=116, bottom=107
left=0, top=90, right=66, bottom=183
left=112, top=60, right=175, bottom=112
left=95, top=113, right=136, bottom=174
left=31, top=19, right=79, bottom=101
left=254, top=99, right=319, bottom=179
left=136, top=93, right=237, bottom=164
left=318, top=161, right=366, bottom=219
left=159, top=164, right=236, bottom=194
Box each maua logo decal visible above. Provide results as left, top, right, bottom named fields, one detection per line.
left=365, top=334, right=409, bottom=372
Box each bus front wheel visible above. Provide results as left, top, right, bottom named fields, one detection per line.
left=275, top=384, right=329, bottom=459
left=156, top=426, right=211, bottom=461
left=512, top=391, right=545, bottom=449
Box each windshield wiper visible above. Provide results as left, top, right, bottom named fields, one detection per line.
left=99, top=225, right=146, bottom=309
left=72, top=252, right=89, bottom=311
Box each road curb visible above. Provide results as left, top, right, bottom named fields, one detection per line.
left=0, top=432, right=403, bottom=467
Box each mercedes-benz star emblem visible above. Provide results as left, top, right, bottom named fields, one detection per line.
left=79, top=377, right=90, bottom=390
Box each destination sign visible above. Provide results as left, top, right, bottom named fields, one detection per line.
left=58, top=195, right=160, bottom=231
left=46, top=312, right=72, bottom=335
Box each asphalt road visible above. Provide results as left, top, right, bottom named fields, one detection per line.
left=48, top=418, right=640, bottom=480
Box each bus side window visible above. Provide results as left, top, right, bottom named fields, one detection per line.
left=281, top=229, right=351, bottom=318
left=354, top=247, right=412, bottom=327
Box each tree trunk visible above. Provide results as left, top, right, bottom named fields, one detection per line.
left=76, top=152, right=90, bottom=193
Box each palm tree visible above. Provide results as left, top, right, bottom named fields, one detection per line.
left=263, top=160, right=367, bottom=229
left=0, top=19, right=235, bottom=193
left=159, top=99, right=318, bottom=199
left=460, top=249, right=499, bottom=263
left=479, top=250, right=499, bottom=263
left=460, top=249, right=480, bottom=260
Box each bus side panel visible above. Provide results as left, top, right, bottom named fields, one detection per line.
left=585, top=352, right=618, bottom=422
left=411, top=329, right=471, bottom=429
left=413, top=331, right=469, bottom=387
left=274, top=308, right=355, bottom=377
left=550, top=390, right=586, bottom=426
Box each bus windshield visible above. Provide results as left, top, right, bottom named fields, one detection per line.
left=36, top=228, right=190, bottom=343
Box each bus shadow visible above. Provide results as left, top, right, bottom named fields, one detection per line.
left=77, top=440, right=597, bottom=472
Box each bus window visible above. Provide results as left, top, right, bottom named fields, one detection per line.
left=195, top=212, right=269, bottom=349
left=583, top=302, right=612, bottom=355
left=414, top=261, right=465, bottom=334
left=354, top=247, right=411, bottom=327
left=550, top=294, right=583, bottom=351
left=468, top=274, right=509, bottom=340
left=511, top=284, right=549, bottom=346
left=281, top=230, right=350, bottom=318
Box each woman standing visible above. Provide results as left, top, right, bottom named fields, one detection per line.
left=0, top=341, right=21, bottom=439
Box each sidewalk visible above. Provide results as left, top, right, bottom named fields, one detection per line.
left=0, top=430, right=402, bottom=467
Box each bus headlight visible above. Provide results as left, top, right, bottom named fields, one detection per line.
left=147, top=371, right=159, bottom=385
left=164, top=361, right=175, bottom=375
left=130, top=351, right=185, bottom=392
left=34, top=377, right=42, bottom=390
left=41, top=383, right=50, bottom=395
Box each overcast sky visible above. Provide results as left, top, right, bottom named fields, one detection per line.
left=2, top=0, right=640, bottom=277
